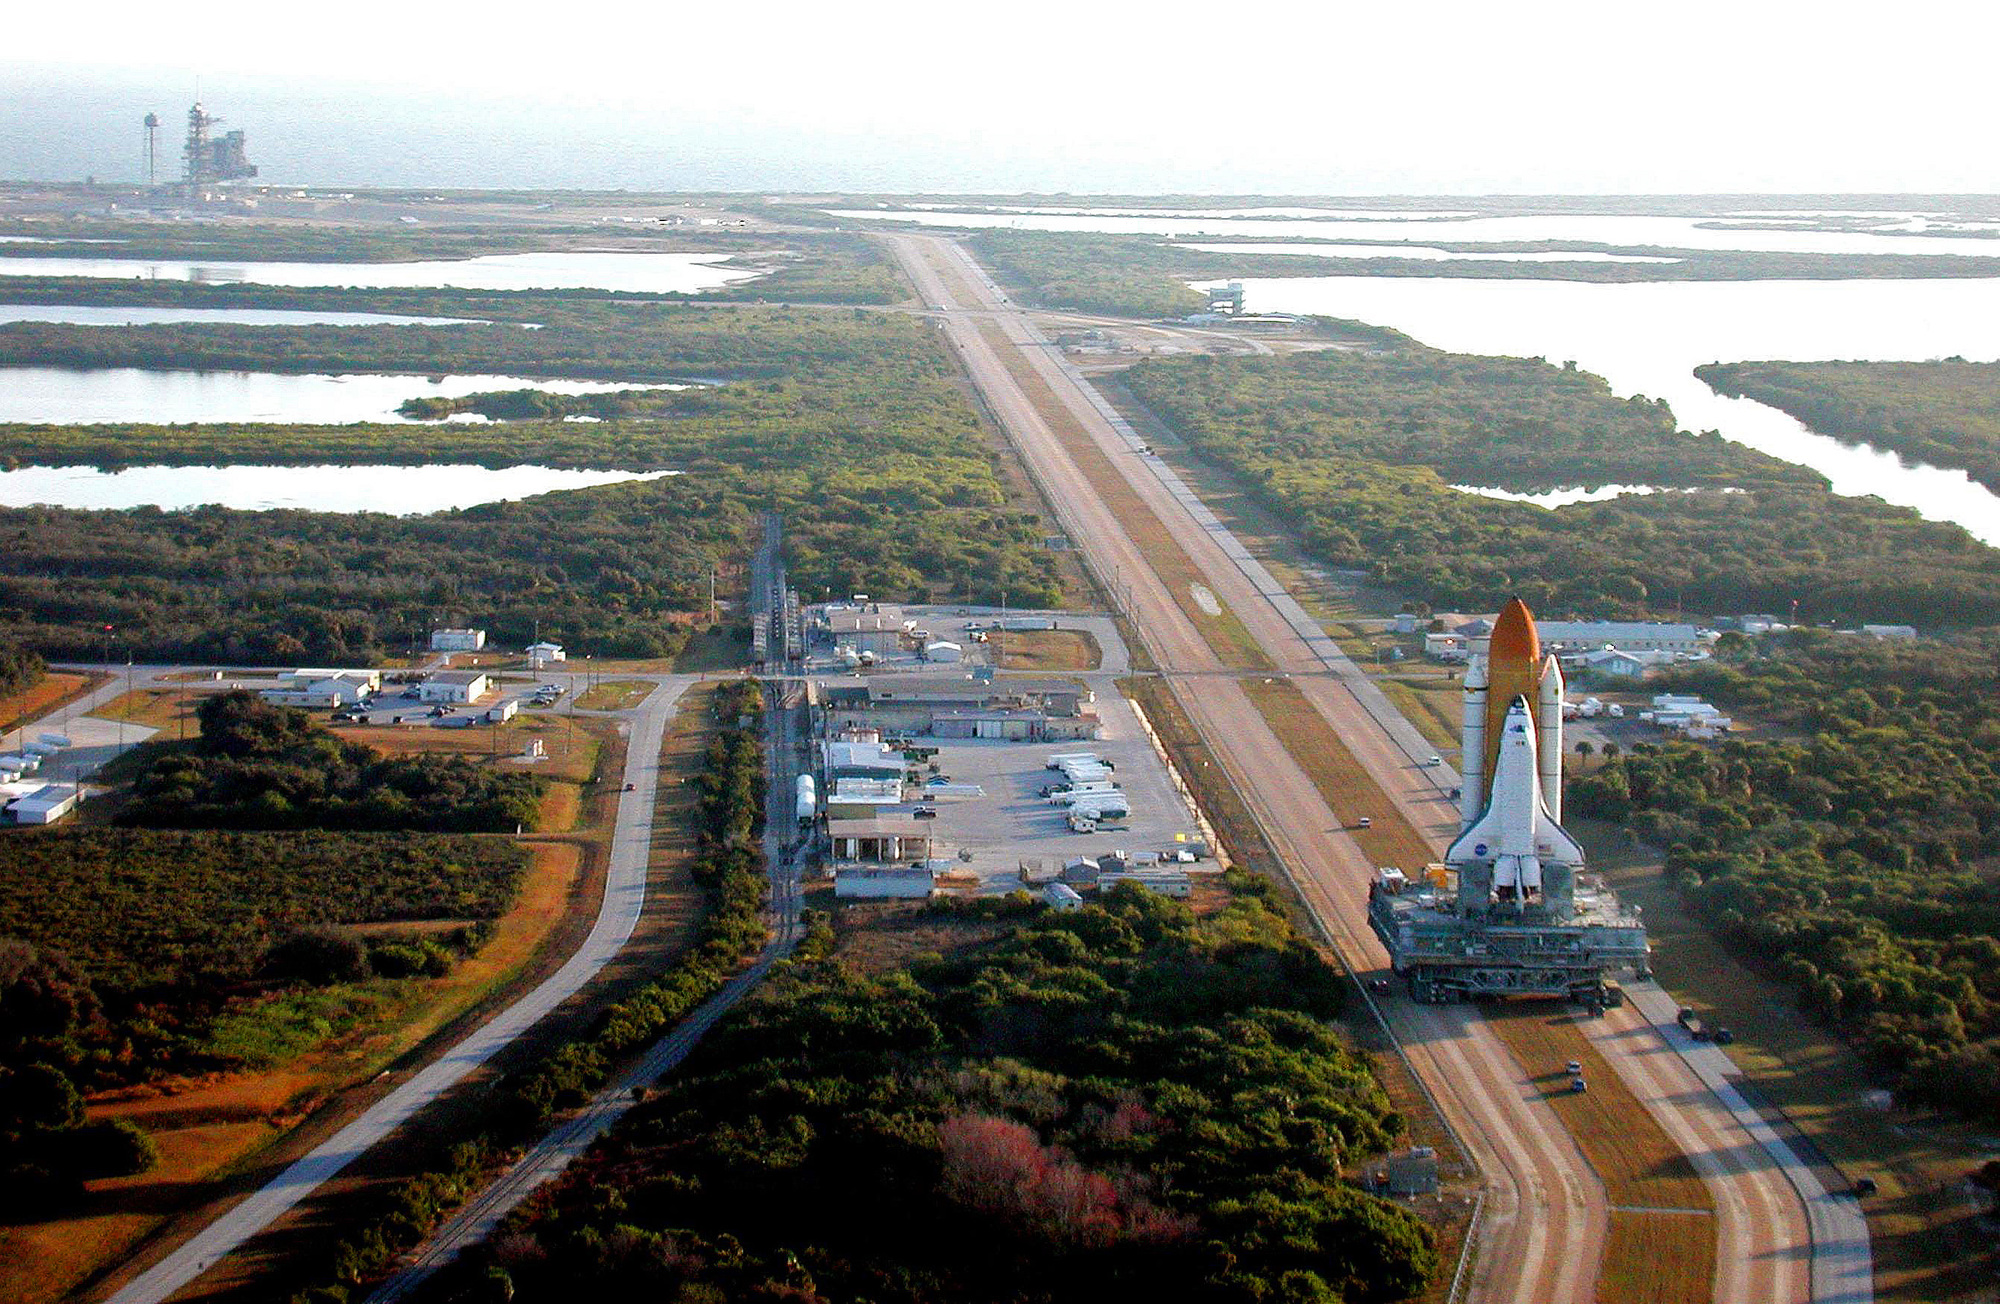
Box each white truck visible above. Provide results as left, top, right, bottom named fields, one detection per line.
left=1049, top=782, right=1121, bottom=806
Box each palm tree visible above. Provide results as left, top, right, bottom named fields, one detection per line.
left=1574, top=739, right=1595, bottom=769
left=1601, top=741, right=1621, bottom=763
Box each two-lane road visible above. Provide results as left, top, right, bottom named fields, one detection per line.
left=103, top=676, right=697, bottom=1304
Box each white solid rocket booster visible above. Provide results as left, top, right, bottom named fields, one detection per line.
left=1537, top=655, right=1564, bottom=823
left=1459, top=658, right=1488, bottom=830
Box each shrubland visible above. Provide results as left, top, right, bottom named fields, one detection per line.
left=1569, top=632, right=2000, bottom=1119
left=1125, top=348, right=2000, bottom=624
left=420, top=879, right=1433, bottom=1304
left=0, top=309, right=1064, bottom=662
left=120, top=692, right=543, bottom=833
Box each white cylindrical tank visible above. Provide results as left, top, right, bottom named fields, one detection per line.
left=1459, top=659, right=1488, bottom=828
left=795, top=773, right=817, bottom=821
left=1537, top=656, right=1565, bottom=822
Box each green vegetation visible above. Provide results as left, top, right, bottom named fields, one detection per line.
left=120, top=692, right=543, bottom=832
left=959, top=227, right=2000, bottom=317
left=0, top=225, right=901, bottom=303
left=0, top=826, right=522, bottom=1100
left=423, top=879, right=1432, bottom=1304
left=1133, top=348, right=1815, bottom=491
left=0, top=309, right=1064, bottom=662
left=1568, top=632, right=2000, bottom=1120
left=1699, top=358, right=2000, bottom=494
left=0, top=828, right=522, bottom=999
left=0, top=940, right=158, bottom=1205
left=0, top=641, right=43, bottom=699
left=287, top=679, right=770, bottom=1304
left=1125, top=348, right=2000, bottom=624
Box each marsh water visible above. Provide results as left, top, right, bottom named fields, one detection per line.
left=0, top=367, right=683, bottom=425
left=0, top=463, right=677, bottom=513
left=0, top=250, right=765, bottom=294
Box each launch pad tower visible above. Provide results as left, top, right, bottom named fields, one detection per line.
left=1368, top=598, right=1649, bottom=1007
left=180, top=101, right=257, bottom=193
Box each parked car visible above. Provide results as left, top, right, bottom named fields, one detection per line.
left=912, top=807, right=938, bottom=819
left=1569, top=1076, right=1588, bottom=1094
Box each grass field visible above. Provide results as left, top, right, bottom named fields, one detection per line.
left=0, top=670, right=97, bottom=737
left=1578, top=817, right=1998, bottom=1303
left=977, top=321, right=1271, bottom=670
left=93, top=687, right=202, bottom=735
left=574, top=679, right=654, bottom=711
left=1601, top=1210, right=1719, bottom=1304
left=1376, top=676, right=1461, bottom=755
left=1239, top=677, right=1434, bottom=869
left=993, top=628, right=1101, bottom=670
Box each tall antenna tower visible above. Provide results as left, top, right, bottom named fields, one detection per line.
left=143, top=113, right=160, bottom=187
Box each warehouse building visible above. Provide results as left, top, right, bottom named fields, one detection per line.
left=419, top=671, right=492, bottom=704
left=429, top=628, right=488, bottom=651
left=6, top=783, right=78, bottom=825
left=262, top=670, right=377, bottom=708
left=820, top=676, right=1097, bottom=738
left=828, top=816, right=934, bottom=865
left=826, top=609, right=907, bottom=656
left=825, top=739, right=905, bottom=780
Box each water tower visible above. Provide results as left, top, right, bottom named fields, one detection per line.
left=143, top=112, right=161, bottom=187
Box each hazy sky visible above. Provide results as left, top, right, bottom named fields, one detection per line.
left=6, top=0, right=1995, bottom=193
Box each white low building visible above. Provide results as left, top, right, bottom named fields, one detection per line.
left=282, top=668, right=382, bottom=691
left=419, top=671, right=491, bottom=703
left=924, top=640, right=964, bottom=663
left=526, top=641, right=567, bottom=666
left=430, top=628, right=488, bottom=651
left=7, top=783, right=79, bottom=825
left=261, top=672, right=375, bottom=708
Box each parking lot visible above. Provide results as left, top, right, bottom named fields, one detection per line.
left=891, top=682, right=1212, bottom=893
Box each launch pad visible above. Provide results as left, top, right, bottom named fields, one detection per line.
left=1369, top=598, right=1649, bottom=1007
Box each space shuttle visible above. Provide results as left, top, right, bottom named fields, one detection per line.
left=1446, top=598, right=1583, bottom=911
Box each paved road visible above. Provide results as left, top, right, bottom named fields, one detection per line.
left=102, top=675, right=697, bottom=1304
left=894, top=233, right=1846, bottom=1304
left=365, top=677, right=807, bottom=1300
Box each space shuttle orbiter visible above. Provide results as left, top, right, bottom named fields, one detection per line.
left=1447, top=598, right=1583, bottom=911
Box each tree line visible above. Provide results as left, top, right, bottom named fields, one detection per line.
left=1125, top=348, right=2000, bottom=625
left=120, top=692, right=544, bottom=833
left=1569, top=632, right=2000, bottom=1119
left=1699, top=358, right=2000, bottom=495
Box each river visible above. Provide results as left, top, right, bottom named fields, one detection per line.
left=0, top=464, right=677, bottom=513
left=1207, top=275, right=2000, bottom=545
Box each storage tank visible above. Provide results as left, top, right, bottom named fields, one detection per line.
left=795, top=773, right=817, bottom=822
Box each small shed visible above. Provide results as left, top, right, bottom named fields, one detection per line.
left=1041, top=882, right=1085, bottom=911
left=526, top=641, right=567, bottom=665
left=924, top=640, right=964, bottom=663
